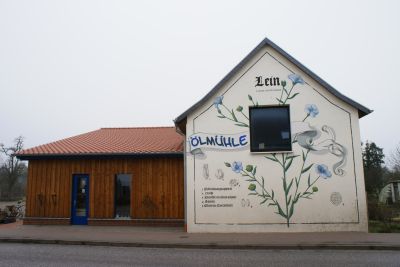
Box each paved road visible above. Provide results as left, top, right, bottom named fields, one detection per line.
left=0, top=243, right=399, bottom=267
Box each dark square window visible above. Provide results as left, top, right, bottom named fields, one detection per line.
left=249, top=106, right=292, bottom=152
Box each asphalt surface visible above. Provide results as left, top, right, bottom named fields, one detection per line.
left=0, top=243, right=399, bottom=267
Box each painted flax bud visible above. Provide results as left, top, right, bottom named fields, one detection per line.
left=245, top=164, right=253, bottom=172
left=248, top=183, right=256, bottom=191
left=281, top=80, right=287, bottom=87
left=312, top=186, right=318, bottom=192
left=248, top=94, right=253, bottom=101
left=224, top=162, right=231, bottom=167
left=288, top=74, right=305, bottom=85
left=213, top=96, right=223, bottom=107
left=236, top=106, right=243, bottom=112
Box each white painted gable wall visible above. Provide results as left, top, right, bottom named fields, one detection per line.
left=184, top=45, right=368, bottom=232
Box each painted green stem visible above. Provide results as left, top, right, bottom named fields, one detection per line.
left=221, top=104, right=235, bottom=119
left=240, top=111, right=249, bottom=120
left=293, top=149, right=310, bottom=201
left=281, top=154, right=290, bottom=227
left=281, top=84, right=295, bottom=105
left=219, top=104, right=249, bottom=127
left=241, top=170, right=269, bottom=197
left=300, top=176, right=321, bottom=199
left=241, top=169, right=281, bottom=213
left=278, top=84, right=286, bottom=103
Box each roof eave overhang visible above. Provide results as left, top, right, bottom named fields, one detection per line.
left=16, top=152, right=183, bottom=161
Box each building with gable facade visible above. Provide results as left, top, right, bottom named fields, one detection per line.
left=17, top=38, right=372, bottom=232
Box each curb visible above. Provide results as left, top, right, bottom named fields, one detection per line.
left=0, top=238, right=400, bottom=250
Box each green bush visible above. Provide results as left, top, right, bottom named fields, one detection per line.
left=368, top=200, right=394, bottom=221
left=368, top=200, right=400, bottom=232
left=369, top=220, right=400, bottom=233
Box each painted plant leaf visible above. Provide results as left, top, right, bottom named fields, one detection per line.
left=265, top=155, right=278, bottom=162
left=293, top=193, right=300, bottom=204
left=287, top=92, right=300, bottom=99
left=287, top=195, right=292, bottom=206
left=260, top=198, right=269, bottom=205
left=286, top=179, right=294, bottom=194
left=302, top=164, right=313, bottom=174
left=235, top=124, right=248, bottom=127
left=231, top=110, right=238, bottom=122
left=286, top=155, right=299, bottom=161
left=295, top=176, right=299, bottom=187
left=276, top=204, right=287, bottom=219
left=307, top=173, right=311, bottom=187
left=283, top=88, right=289, bottom=95
left=302, top=150, right=306, bottom=161
left=283, top=177, right=287, bottom=191
left=285, top=157, right=294, bottom=172
left=288, top=202, right=295, bottom=218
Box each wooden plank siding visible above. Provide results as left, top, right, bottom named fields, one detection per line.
left=25, top=157, right=184, bottom=220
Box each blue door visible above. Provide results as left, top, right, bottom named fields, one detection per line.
left=71, top=174, right=89, bottom=225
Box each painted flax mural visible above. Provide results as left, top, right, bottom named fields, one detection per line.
left=214, top=74, right=348, bottom=227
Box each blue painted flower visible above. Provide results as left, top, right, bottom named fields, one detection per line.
left=231, top=161, right=243, bottom=173
left=315, top=164, right=332, bottom=178
left=288, top=74, right=305, bottom=85
left=305, top=104, right=319, bottom=118
left=214, top=96, right=224, bottom=108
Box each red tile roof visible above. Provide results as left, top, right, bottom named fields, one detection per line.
left=16, top=127, right=183, bottom=157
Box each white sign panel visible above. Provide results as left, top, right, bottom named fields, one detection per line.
left=188, top=132, right=249, bottom=152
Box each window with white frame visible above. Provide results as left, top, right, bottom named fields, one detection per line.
left=249, top=106, right=292, bottom=152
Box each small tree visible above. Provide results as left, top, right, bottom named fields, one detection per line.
left=388, top=143, right=400, bottom=174
left=0, top=136, right=27, bottom=200
left=362, top=141, right=386, bottom=199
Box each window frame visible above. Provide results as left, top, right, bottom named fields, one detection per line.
left=248, top=104, right=293, bottom=153
left=114, top=173, right=132, bottom=219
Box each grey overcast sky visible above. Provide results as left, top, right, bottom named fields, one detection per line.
left=0, top=1, right=399, bottom=159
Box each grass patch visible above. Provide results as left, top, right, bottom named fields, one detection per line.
left=369, top=220, right=400, bottom=233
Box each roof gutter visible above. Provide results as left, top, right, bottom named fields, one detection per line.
left=16, top=152, right=183, bottom=161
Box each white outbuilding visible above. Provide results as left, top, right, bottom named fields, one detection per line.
left=174, top=38, right=372, bottom=233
